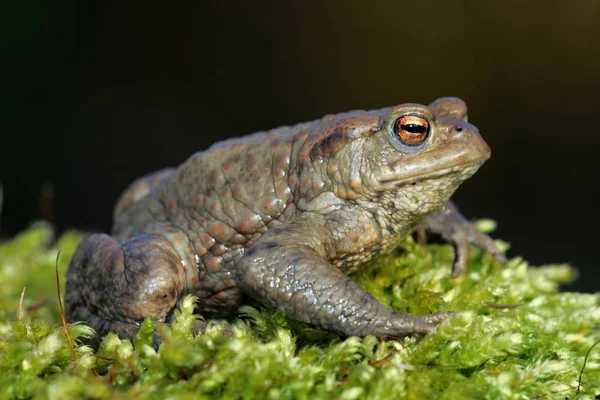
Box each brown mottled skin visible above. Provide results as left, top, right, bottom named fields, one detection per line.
left=65, top=97, right=504, bottom=344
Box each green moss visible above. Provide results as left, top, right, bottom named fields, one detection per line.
left=0, top=222, right=598, bottom=399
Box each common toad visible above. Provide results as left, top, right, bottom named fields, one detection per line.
left=65, top=97, right=504, bottom=344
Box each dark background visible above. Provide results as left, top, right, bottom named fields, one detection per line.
left=1, top=2, right=599, bottom=292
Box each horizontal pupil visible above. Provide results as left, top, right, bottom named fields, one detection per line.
left=400, top=123, right=426, bottom=134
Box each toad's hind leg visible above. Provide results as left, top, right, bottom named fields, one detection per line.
left=113, top=168, right=174, bottom=222
left=65, top=233, right=199, bottom=348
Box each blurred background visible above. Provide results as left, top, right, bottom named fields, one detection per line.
left=1, top=2, right=599, bottom=292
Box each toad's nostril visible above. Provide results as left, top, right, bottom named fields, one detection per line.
left=455, top=125, right=463, bottom=132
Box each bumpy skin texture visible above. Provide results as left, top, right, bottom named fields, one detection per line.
left=65, top=97, right=504, bottom=344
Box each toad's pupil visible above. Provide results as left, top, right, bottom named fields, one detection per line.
left=400, top=123, right=426, bottom=134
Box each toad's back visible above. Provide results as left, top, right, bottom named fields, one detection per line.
left=115, top=126, right=301, bottom=242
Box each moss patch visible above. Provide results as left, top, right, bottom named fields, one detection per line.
left=0, top=222, right=599, bottom=399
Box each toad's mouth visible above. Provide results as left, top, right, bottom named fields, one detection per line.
left=378, top=160, right=483, bottom=186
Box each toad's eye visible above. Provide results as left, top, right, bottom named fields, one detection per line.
left=393, top=115, right=430, bottom=147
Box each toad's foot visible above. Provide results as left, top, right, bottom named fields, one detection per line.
left=67, top=297, right=207, bottom=349
left=418, top=201, right=506, bottom=278
left=377, top=311, right=454, bottom=339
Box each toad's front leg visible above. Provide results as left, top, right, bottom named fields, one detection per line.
left=234, top=215, right=449, bottom=339
left=419, top=201, right=506, bottom=277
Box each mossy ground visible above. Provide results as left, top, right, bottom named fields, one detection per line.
left=0, top=221, right=599, bottom=399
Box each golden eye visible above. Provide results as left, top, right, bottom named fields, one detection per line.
left=393, top=115, right=430, bottom=146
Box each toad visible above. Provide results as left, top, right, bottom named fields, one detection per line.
left=65, top=97, right=504, bottom=344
